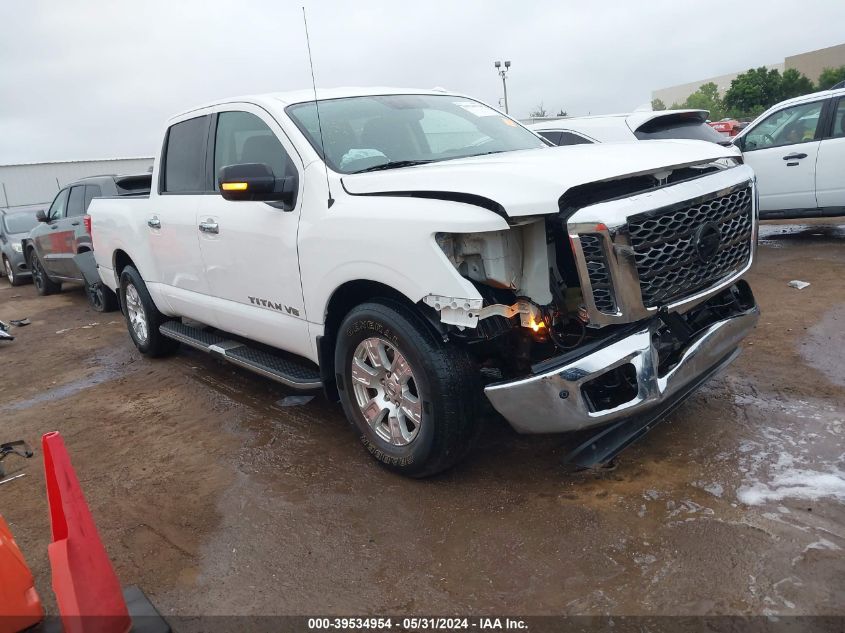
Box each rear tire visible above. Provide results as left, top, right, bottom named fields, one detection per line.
left=335, top=299, right=481, bottom=478
left=3, top=257, right=25, bottom=287
left=86, top=281, right=119, bottom=313
left=119, top=265, right=179, bottom=357
left=29, top=250, right=61, bottom=296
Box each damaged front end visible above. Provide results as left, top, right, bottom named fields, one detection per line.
left=423, top=160, right=759, bottom=453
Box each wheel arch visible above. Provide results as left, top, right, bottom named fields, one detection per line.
left=112, top=249, right=137, bottom=282
left=317, top=279, right=444, bottom=401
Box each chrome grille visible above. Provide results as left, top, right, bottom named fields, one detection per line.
left=627, top=186, right=753, bottom=307
left=579, top=234, right=616, bottom=313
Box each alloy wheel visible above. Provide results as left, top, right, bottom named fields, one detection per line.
left=31, top=255, right=44, bottom=292
left=3, top=259, right=13, bottom=285
left=351, top=337, right=423, bottom=446
left=124, top=282, right=149, bottom=344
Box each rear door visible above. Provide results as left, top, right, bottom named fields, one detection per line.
left=739, top=99, right=825, bottom=212
left=152, top=114, right=217, bottom=323
left=815, top=97, right=845, bottom=209
left=195, top=106, right=309, bottom=357
left=59, top=185, right=88, bottom=280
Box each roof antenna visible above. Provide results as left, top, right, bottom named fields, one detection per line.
left=302, top=6, right=334, bottom=208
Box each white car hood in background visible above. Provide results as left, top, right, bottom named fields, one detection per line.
left=341, top=141, right=738, bottom=217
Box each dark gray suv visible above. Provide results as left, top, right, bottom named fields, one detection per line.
left=25, top=173, right=150, bottom=310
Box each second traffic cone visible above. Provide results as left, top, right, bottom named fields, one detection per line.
left=0, top=515, right=44, bottom=633
left=43, top=431, right=131, bottom=633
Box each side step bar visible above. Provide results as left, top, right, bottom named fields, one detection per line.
left=159, top=321, right=322, bottom=390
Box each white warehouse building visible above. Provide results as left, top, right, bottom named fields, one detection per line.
left=0, top=157, right=153, bottom=209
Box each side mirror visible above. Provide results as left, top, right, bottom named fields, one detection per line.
left=36, top=209, right=48, bottom=222
left=218, top=163, right=297, bottom=209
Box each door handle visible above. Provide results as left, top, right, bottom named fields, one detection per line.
left=783, top=152, right=807, bottom=160
left=50, top=225, right=58, bottom=230
left=198, top=221, right=219, bottom=234
left=147, top=217, right=161, bottom=229
left=71, top=221, right=80, bottom=226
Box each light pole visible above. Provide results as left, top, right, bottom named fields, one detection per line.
left=494, top=60, right=511, bottom=114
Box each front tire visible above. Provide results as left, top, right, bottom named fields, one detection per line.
left=119, top=266, right=178, bottom=357
left=29, top=250, right=61, bottom=295
left=3, top=257, right=25, bottom=287
left=335, top=300, right=481, bottom=477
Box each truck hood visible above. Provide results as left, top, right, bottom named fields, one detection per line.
left=341, top=141, right=739, bottom=217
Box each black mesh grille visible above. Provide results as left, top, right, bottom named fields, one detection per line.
left=579, top=234, right=616, bottom=313
left=627, top=185, right=753, bottom=307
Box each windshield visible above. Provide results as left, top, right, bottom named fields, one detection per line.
left=286, top=94, right=546, bottom=174
left=2, top=211, right=39, bottom=234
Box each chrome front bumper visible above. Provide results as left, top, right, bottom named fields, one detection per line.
left=484, top=304, right=759, bottom=434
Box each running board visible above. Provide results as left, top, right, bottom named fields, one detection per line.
left=159, top=321, right=322, bottom=390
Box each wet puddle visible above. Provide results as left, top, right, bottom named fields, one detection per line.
left=0, top=347, right=131, bottom=413
left=1, top=367, right=120, bottom=413
left=798, top=304, right=845, bottom=388
left=758, top=222, right=845, bottom=248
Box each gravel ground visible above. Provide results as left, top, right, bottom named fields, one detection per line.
left=1, top=219, right=843, bottom=620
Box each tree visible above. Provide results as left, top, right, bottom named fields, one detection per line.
left=529, top=103, right=547, bottom=118
left=682, top=82, right=725, bottom=120
left=651, top=98, right=666, bottom=111
left=818, top=66, right=845, bottom=90
left=556, top=109, right=568, bottom=117
left=780, top=68, right=815, bottom=100
left=724, top=67, right=782, bottom=118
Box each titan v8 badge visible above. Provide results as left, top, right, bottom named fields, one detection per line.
left=248, top=296, right=300, bottom=316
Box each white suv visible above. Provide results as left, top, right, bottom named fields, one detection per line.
left=733, top=87, right=845, bottom=219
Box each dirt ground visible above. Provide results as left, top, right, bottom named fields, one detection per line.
left=1, top=219, right=843, bottom=620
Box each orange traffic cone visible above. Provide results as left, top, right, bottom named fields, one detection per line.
left=0, top=514, right=44, bottom=633
left=43, top=431, right=132, bottom=633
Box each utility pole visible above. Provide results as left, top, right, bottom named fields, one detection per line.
left=494, top=60, right=511, bottom=114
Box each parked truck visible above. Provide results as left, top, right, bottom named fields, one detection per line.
left=89, top=88, right=759, bottom=477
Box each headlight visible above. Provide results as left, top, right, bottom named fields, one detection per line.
left=11, top=242, right=23, bottom=253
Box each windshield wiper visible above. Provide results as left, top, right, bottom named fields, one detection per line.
left=354, top=159, right=436, bottom=173
left=467, top=150, right=507, bottom=158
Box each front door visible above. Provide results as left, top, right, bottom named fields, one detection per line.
left=196, top=106, right=309, bottom=358
left=740, top=99, right=825, bottom=212
left=34, top=187, right=73, bottom=277
left=815, top=97, right=845, bottom=209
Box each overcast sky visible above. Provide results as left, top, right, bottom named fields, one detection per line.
left=1, top=0, right=844, bottom=164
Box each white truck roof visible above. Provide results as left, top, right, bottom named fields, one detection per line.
left=171, top=87, right=461, bottom=121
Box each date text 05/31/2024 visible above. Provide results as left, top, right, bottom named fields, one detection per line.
left=307, top=618, right=528, bottom=630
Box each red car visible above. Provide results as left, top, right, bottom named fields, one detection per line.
left=708, top=119, right=748, bottom=137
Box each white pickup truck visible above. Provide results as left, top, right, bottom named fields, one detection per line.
left=90, top=88, right=760, bottom=477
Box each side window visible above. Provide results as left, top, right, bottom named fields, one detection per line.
left=214, top=111, right=292, bottom=188
left=829, top=99, right=845, bottom=139
left=84, top=185, right=103, bottom=212
left=47, top=188, right=69, bottom=220
left=559, top=132, right=594, bottom=146
left=537, top=131, right=562, bottom=145
left=66, top=186, right=86, bottom=217
left=163, top=115, right=209, bottom=193
left=744, top=101, right=823, bottom=151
